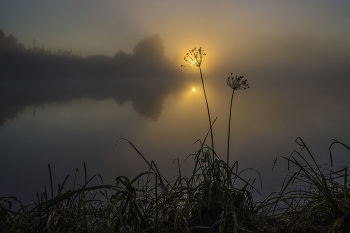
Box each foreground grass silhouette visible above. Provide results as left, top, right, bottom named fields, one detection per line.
left=1, top=48, right=349, bottom=232
left=1, top=138, right=349, bottom=232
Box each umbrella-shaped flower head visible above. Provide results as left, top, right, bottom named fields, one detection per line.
left=183, top=47, right=206, bottom=67
left=227, top=74, right=249, bottom=90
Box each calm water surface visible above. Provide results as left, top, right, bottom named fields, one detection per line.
left=1, top=77, right=350, bottom=204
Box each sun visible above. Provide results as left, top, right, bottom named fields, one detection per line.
left=192, top=87, right=196, bottom=92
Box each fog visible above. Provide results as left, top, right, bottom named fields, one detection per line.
left=1, top=30, right=350, bottom=203
left=0, top=34, right=191, bottom=124
left=1, top=0, right=350, bottom=204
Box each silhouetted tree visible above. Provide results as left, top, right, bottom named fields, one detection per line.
left=0, top=30, right=5, bottom=41
left=114, top=50, right=128, bottom=60
left=0, top=30, right=25, bottom=51
left=132, top=34, right=165, bottom=64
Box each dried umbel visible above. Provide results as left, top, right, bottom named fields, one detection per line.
left=226, top=74, right=249, bottom=184
left=183, top=47, right=214, bottom=156
left=227, top=74, right=249, bottom=90
left=183, top=47, right=206, bottom=67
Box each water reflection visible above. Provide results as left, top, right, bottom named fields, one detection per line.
left=0, top=77, right=189, bottom=125
left=0, top=34, right=190, bottom=125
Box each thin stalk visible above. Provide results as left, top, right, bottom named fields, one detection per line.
left=155, top=174, right=158, bottom=233
left=48, top=164, right=54, bottom=199
left=199, top=66, right=214, bottom=158
left=227, top=90, right=235, bottom=183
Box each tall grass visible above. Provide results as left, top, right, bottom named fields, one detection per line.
left=0, top=141, right=261, bottom=232
left=2, top=137, right=348, bottom=232
left=257, top=137, right=350, bottom=232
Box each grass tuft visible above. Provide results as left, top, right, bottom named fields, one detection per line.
left=2, top=138, right=348, bottom=232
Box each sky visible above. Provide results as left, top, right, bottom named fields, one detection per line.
left=1, top=0, right=350, bottom=202
left=1, top=0, right=350, bottom=60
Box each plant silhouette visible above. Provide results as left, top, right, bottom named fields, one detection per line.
left=183, top=47, right=215, bottom=156
left=226, top=74, right=249, bottom=176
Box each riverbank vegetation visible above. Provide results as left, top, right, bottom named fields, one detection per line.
left=0, top=137, right=349, bottom=232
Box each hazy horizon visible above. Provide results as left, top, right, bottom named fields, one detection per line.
left=2, top=1, right=350, bottom=59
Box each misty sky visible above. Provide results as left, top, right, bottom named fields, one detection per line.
left=1, top=0, right=350, bottom=60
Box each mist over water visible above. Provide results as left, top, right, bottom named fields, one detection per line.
left=0, top=34, right=190, bottom=124
left=1, top=31, right=350, bottom=204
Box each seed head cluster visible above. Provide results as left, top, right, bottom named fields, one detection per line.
left=227, top=74, right=249, bottom=90
left=183, top=47, right=206, bottom=67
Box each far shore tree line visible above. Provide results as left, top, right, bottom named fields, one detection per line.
left=0, top=29, right=183, bottom=82
left=0, top=29, right=80, bottom=57
left=0, top=29, right=188, bottom=123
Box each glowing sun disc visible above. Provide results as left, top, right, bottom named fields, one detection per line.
left=192, top=87, right=196, bottom=92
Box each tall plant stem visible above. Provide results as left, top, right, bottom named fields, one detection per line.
left=227, top=90, right=235, bottom=183
left=199, top=66, right=214, bottom=158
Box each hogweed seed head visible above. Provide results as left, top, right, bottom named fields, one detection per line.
left=227, top=74, right=249, bottom=90
left=183, top=47, right=206, bottom=67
